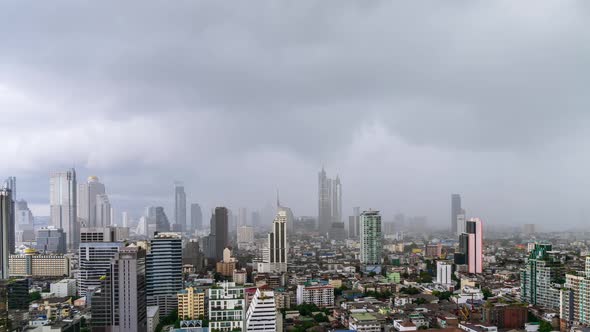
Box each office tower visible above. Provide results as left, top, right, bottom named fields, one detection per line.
left=145, top=206, right=171, bottom=234
left=238, top=207, right=248, bottom=228
left=348, top=207, right=360, bottom=238
left=121, top=211, right=129, bottom=228
left=359, top=210, right=382, bottom=270
left=0, top=189, right=12, bottom=279
left=436, top=261, right=453, bottom=284
left=296, top=284, right=335, bottom=307
left=267, top=210, right=288, bottom=273
left=561, top=257, right=590, bottom=329
left=15, top=200, right=33, bottom=229
left=78, top=242, right=125, bottom=297
left=174, top=182, right=186, bottom=232
left=81, top=226, right=128, bottom=243
left=190, top=203, right=202, bottom=232
left=246, top=289, right=277, bottom=332
left=211, top=207, right=228, bottom=262
left=460, top=217, right=484, bottom=274
left=95, top=194, right=111, bottom=227
left=523, top=224, right=536, bottom=235
left=208, top=281, right=245, bottom=332
left=182, top=239, right=203, bottom=273
left=50, top=169, right=78, bottom=249
left=451, top=194, right=461, bottom=234
left=318, top=168, right=343, bottom=236
left=521, top=244, right=564, bottom=309
left=0, top=280, right=7, bottom=331
left=456, top=209, right=466, bottom=236
left=3, top=178, right=15, bottom=255
left=91, top=245, right=147, bottom=332
left=35, top=227, right=66, bottom=254
left=177, top=287, right=205, bottom=320
left=6, top=278, right=29, bottom=310
left=330, top=222, right=346, bottom=241
left=146, top=232, right=182, bottom=316
left=78, top=176, right=106, bottom=228
left=237, top=225, right=254, bottom=250
left=331, top=176, right=342, bottom=224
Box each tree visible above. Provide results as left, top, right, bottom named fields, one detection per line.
left=482, top=288, right=493, bottom=299
left=539, top=321, right=552, bottom=332
left=29, top=292, right=41, bottom=302
left=415, top=298, right=427, bottom=305
left=314, top=314, right=329, bottom=323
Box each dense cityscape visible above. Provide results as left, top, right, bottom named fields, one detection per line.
left=1, top=169, right=589, bottom=332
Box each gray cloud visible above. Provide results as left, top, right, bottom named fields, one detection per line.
left=1, top=0, right=590, bottom=229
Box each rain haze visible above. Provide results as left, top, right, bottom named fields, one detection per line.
left=1, top=1, right=589, bottom=230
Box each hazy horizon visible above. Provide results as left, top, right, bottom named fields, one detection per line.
left=3, top=1, right=590, bottom=230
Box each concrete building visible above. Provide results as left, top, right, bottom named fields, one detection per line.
left=174, top=182, right=186, bottom=232
left=50, top=279, right=77, bottom=297
left=451, top=194, right=461, bottom=234
left=318, top=168, right=342, bottom=236
left=216, top=247, right=237, bottom=277
left=177, top=287, right=206, bottom=320
left=561, top=257, right=590, bottom=328
left=50, top=169, right=78, bottom=249
left=147, top=306, right=159, bottom=332
left=237, top=225, right=254, bottom=250
left=458, top=218, right=484, bottom=274
left=77, top=176, right=106, bottom=228
left=9, top=249, right=70, bottom=277
left=296, top=284, right=334, bottom=307
left=146, top=232, right=182, bottom=316
left=3, top=178, right=16, bottom=256
left=349, top=312, right=381, bottom=332
left=359, top=210, right=382, bottom=272
left=267, top=210, right=288, bottom=273
left=233, top=269, right=247, bottom=285
left=211, top=207, right=229, bottom=262
left=190, top=203, right=202, bottom=233
left=523, top=224, right=536, bottom=236
left=35, top=227, right=66, bottom=254
left=95, top=194, right=111, bottom=228
left=182, top=239, right=203, bottom=273
left=246, top=289, right=277, bottom=331
left=80, top=226, right=128, bottom=243
left=208, top=281, right=245, bottom=332
left=437, top=261, right=453, bottom=285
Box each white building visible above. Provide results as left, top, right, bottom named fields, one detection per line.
left=208, top=282, right=245, bottom=332
left=95, top=194, right=111, bottom=227
left=267, top=210, right=288, bottom=273
left=246, top=289, right=277, bottom=331
left=437, top=261, right=453, bottom=285
left=147, top=305, right=159, bottom=332
left=296, top=284, right=334, bottom=307
left=50, top=169, right=78, bottom=249
left=50, top=279, right=77, bottom=297
left=237, top=226, right=254, bottom=250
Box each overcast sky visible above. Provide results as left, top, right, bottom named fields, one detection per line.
left=2, top=1, right=590, bottom=229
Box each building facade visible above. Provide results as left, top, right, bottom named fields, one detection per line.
left=78, top=242, right=124, bottom=297
left=0, top=189, right=12, bottom=279
left=208, top=282, right=245, bottom=332
left=359, top=210, right=382, bottom=269
left=190, top=203, right=202, bottom=232
left=177, top=287, right=205, bottom=320
left=35, top=227, right=66, bottom=254
left=174, top=182, right=186, bottom=232
left=296, top=284, right=334, bottom=307
left=451, top=194, right=461, bottom=234
left=9, top=249, right=70, bottom=277
left=246, top=289, right=277, bottom=331
left=146, top=232, right=182, bottom=316
left=50, top=169, right=78, bottom=249
left=520, top=243, right=564, bottom=309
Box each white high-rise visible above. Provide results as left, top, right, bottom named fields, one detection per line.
left=246, top=289, right=277, bottom=331
left=174, top=182, right=186, bottom=231
left=436, top=261, right=453, bottom=284
left=268, top=210, right=288, bottom=273
left=50, top=169, right=78, bottom=249
left=78, top=176, right=106, bottom=228
left=96, top=195, right=112, bottom=227
left=359, top=210, right=382, bottom=267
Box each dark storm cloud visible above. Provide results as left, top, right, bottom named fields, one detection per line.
left=1, top=0, right=590, bottom=228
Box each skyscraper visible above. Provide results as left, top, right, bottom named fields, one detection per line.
left=348, top=207, right=360, bottom=239
left=96, top=194, right=111, bottom=227
left=78, top=241, right=125, bottom=297
left=174, top=182, right=186, bottom=232
left=521, top=243, right=564, bottom=309
left=451, top=194, right=461, bottom=234
left=465, top=218, right=483, bottom=274
left=212, top=207, right=228, bottom=262
left=561, top=257, right=590, bottom=329
left=50, top=169, right=78, bottom=249
left=153, top=207, right=170, bottom=233
left=456, top=209, right=466, bottom=236
left=3, top=178, right=15, bottom=255
left=318, top=168, right=342, bottom=236
left=0, top=189, right=12, bottom=280
left=121, top=211, right=129, bottom=228
left=78, top=176, right=106, bottom=228
left=190, top=203, right=202, bottom=231
left=208, top=281, right=245, bottom=332
left=268, top=210, right=288, bottom=273
left=146, top=232, right=182, bottom=316
left=35, top=227, right=66, bottom=254
left=359, top=210, right=382, bottom=271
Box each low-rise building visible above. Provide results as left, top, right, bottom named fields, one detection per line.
left=296, top=284, right=334, bottom=307
left=9, top=250, right=70, bottom=277
left=177, top=287, right=206, bottom=320
left=348, top=312, right=381, bottom=331
left=147, top=305, right=159, bottom=332
left=50, top=279, right=77, bottom=297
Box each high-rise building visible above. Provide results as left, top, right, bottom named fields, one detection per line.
left=148, top=207, right=171, bottom=234
left=208, top=281, right=245, bottom=332
left=251, top=211, right=261, bottom=227
left=359, top=210, right=382, bottom=270
left=237, top=226, right=254, bottom=250
left=15, top=199, right=34, bottom=235
left=520, top=243, right=564, bottom=309
left=561, top=257, right=590, bottom=329
left=436, top=261, right=453, bottom=284
left=331, top=176, right=342, bottom=225
left=348, top=207, right=360, bottom=239
left=96, top=194, right=112, bottom=227
left=211, top=207, right=229, bottom=262
left=456, top=209, right=466, bottom=236
left=146, top=232, right=182, bottom=316
left=121, top=211, right=129, bottom=228
left=190, top=203, right=202, bottom=232
left=246, top=289, right=277, bottom=331
left=78, top=176, right=106, bottom=228
left=523, top=224, right=536, bottom=236
left=50, top=169, right=78, bottom=249
left=174, top=182, right=186, bottom=232
left=91, top=245, right=147, bottom=332
left=182, top=239, right=203, bottom=273
left=451, top=194, right=461, bottom=234
left=177, top=287, right=205, bottom=320
left=78, top=242, right=125, bottom=297
left=267, top=210, right=288, bottom=273
left=317, top=168, right=342, bottom=236
left=0, top=189, right=12, bottom=279
left=3, top=178, right=15, bottom=255
left=35, top=227, right=66, bottom=254
left=329, top=222, right=346, bottom=242
left=461, top=218, right=483, bottom=274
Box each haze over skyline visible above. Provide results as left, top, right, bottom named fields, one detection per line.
left=2, top=1, right=590, bottom=228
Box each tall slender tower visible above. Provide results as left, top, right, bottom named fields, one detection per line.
left=174, top=182, right=186, bottom=232
left=0, top=189, right=12, bottom=279
left=146, top=232, right=182, bottom=316
left=50, top=169, right=78, bottom=250
left=190, top=203, right=202, bottom=231
left=213, top=207, right=229, bottom=262
left=268, top=210, right=288, bottom=273
left=451, top=194, right=461, bottom=234
left=318, top=168, right=332, bottom=235
left=465, top=218, right=483, bottom=274
left=96, top=194, right=112, bottom=227
left=2, top=178, right=15, bottom=255
left=359, top=210, right=382, bottom=271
